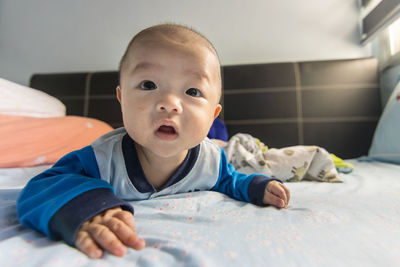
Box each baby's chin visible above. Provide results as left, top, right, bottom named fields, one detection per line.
left=134, top=138, right=185, bottom=155
left=149, top=146, right=190, bottom=160
left=132, top=131, right=206, bottom=157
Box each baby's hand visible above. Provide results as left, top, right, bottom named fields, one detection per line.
left=263, top=181, right=290, bottom=208
left=75, top=207, right=145, bottom=258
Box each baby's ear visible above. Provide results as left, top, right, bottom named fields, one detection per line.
left=214, top=104, right=222, bottom=119
left=116, top=86, right=122, bottom=102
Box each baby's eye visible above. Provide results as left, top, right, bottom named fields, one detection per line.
left=186, top=88, right=201, bottom=97
left=140, top=80, right=157, bottom=90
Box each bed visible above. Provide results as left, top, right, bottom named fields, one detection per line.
left=1, top=57, right=400, bottom=266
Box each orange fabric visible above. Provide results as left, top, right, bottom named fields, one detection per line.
left=0, top=114, right=113, bottom=168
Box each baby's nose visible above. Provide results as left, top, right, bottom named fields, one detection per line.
left=156, top=94, right=183, bottom=114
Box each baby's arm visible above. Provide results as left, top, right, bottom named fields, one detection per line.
left=263, top=180, right=290, bottom=208
left=75, top=207, right=145, bottom=258
left=17, top=146, right=145, bottom=258
left=213, top=148, right=290, bottom=208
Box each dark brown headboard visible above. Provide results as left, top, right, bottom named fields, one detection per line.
left=30, top=57, right=380, bottom=159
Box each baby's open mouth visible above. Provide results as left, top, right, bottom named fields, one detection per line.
left=155, top=125, right=178, bottom=141
left=158, top=125, right=176, bottom=134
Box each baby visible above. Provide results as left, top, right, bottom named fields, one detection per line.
left=17, top=24, right=290, bottom=259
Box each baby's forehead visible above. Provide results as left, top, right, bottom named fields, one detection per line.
left=120, top=26, right=221, bottom=92
left=127, top=35, right=220, bottom=77
left=129, top=26, right=218, bottom=60
left=134, top=26, right=207, bottom=46
left=133, top=34, right=214, bottom=58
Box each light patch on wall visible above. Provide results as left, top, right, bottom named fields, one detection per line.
left=374, top=16, right=400, bottom=70
left=389, top=18, right=400, bottom=56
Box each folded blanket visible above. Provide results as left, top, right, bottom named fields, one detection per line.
left=223, top=133, right=343, bottom=182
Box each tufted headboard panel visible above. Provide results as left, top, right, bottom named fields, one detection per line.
left=30, top=57, right=380, bottom=158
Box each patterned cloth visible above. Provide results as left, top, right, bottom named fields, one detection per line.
left=223, top=133, right=342, bottom=182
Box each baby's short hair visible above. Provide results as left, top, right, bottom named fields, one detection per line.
left=118, top=23, right=221, bottom=85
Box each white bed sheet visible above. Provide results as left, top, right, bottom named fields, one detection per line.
left=0, top=160, right=399, bottom=266
left=0, top=164, right=52, bottom=189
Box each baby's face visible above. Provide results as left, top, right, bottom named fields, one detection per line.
left=117, top=35, right=222, bottom=158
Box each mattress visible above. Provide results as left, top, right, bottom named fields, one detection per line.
left=1, top=159, right=399, bottom=266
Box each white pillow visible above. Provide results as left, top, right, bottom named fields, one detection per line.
left=0, top=78, right=66, bottom=118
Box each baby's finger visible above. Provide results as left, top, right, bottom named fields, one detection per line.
left=264, top=191, right=285, bottom=208
left=86, top=223, right=127, bottom=257
left=113, top=211, right=146, bottom=250
left=75, top=230, right=103, bottom=258
left=104, top=216, right=145, bottom=250
left=267, top=182, right=288, bottom=206
left=114, top=210, right=136, bottom=231
left=280, top=183, right=291, bottom=205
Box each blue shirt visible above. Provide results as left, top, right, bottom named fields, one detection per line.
left=17, top=128, right=278, bottom=246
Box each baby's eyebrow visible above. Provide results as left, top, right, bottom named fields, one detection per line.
left=132, top=62, right=161, bottom=73
left=132, top=61, right=211, bottom=85
left=189, top=69, right=211, bottom=83
left=133, top=62, right=211, bottom=83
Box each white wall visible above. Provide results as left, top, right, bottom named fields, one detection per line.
left=0, top=0, right=372, bottom=86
